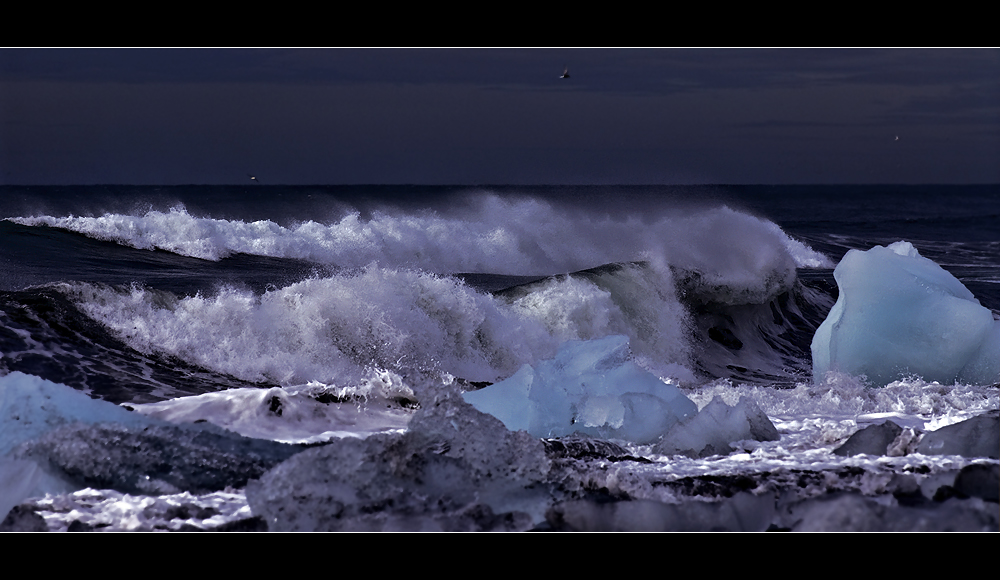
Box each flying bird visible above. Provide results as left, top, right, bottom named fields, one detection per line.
left=560, top=66, right=570, bottom=79
left=248, top=174, right=262, bottom=184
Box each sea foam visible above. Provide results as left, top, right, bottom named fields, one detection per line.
left=26, top=198, right=831, bottom=388
left=11, top=197, right=831, bottom=277
left=58, top=261, right=698, bottom=386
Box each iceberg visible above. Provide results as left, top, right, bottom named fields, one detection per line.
left=462, top=335, right=697, bottom=443
left=811, top=242, right=1000, bottom=387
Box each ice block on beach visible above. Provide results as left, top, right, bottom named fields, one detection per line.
left=811, top=241, right=1000, bottom=387
left=463, top=335, right=697, bottom=443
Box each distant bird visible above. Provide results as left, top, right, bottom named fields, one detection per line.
left=895, top=136, right=899, bottom=141
left=248, top=174, right=262, bottom=184
left=560, top=66, right=570, bottom=79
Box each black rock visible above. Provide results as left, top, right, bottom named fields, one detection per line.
left=0, top=505, right=47, bottom=532
left=211, top=516, right=269, bottom=532
left=833, top=420, right=903, bottom=457
left=952, top=463, right=1000, bottom=503
left=66, top=520, right=97, bottom=532
left=916, top=410, right=999, bottom=459
left=542, top=437, right=647, bottom=462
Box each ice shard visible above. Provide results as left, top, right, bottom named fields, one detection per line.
left=463, top=335, right=697, bottom=443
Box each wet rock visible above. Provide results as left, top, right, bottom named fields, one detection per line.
left=542, top=437, right=645, bottom=462
left=833, top=420, right=903, bottom=457
left=66, top=520, right=98, bottom=532
left=209, top=516, right=269, bottom=532
left=952, top=463, right=999, bottom=502
left=0, top=504, right=47, bottom=532
left=917, top=411, right=999, bottom=459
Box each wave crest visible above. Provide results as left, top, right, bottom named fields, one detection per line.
left=11, top=197, right=831, bottom=283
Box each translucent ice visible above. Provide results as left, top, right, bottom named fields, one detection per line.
left=247, top=387, right=552, bottom=531
left=811, top=242, right=1000, bottom=387
left=0, top=372, right=154, bottom=457
left=462, top=335, right=697, bottom=443
left=0, top=458, right=74, bottom=525
left=0, top=372, right=303, bottom=521
left=0, top=372, right=156, bottom=521
left=655, top=396, right=779, bottom=458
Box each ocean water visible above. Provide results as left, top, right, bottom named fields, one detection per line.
left=0, top=184, right=997, bottom=531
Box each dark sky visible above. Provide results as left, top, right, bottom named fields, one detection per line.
left=1, top=48, right=997, bottom=185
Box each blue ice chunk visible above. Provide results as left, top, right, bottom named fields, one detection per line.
left=811, top=242, right=1000, bottom=387
left=463, top=335, right=697, bottom=443
left=655, top=396, right=779, bottom=458
left=0, top=373, right=157, bottom=521
left=0, top=372, right=155, bottom=457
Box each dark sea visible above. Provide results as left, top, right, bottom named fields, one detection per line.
left=0, top=184, right=997, bottom=531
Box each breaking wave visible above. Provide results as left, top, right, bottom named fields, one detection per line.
left=10, top=197, right=832, bottom=278
left=8, top=195, right=836, bottom=392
